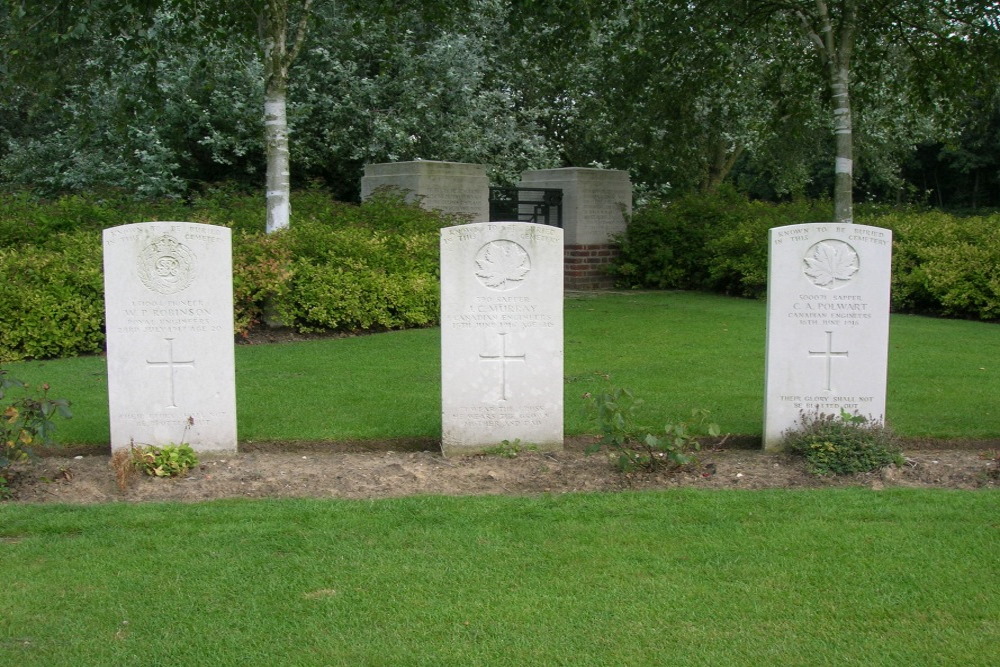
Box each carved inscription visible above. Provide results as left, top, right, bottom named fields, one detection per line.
left=115, top=409, right=227, bottom=428
left=427, top=189, right=483, bottom=213
left=138, top=235, right=196, bottom=295
left=451, top=295, right=555, bottom=330
left=146, top=338, right=195, bottom=409
left=453, top=405, right=547, bottom=428
left=788, top=293, right=871, bottom=327
left=479, top=332, right=526, bottom=401
left=808, top=331, right=849, bottom=392
left=777, top=395, right=875, bottom=412
left=475, top=240, right=530, bottom=291
left=116, top=298, right=219, bottom=335
left=803, top=239, right=859, bottom=289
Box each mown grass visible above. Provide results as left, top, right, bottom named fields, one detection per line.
left=1, top=489, right=997, bottom=665
left=5, top=291, right=999, bottom=444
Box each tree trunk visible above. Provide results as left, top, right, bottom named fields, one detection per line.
left=264, top=81, right=291, bottom=234
left=830, top=64, right=854, bottom=223
left=261, top=0, right=312, bottom=234
left=798, top=0, right=857, bottom=223
left=702, top=139, right=745, bottom=192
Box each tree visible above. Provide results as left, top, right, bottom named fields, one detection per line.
left=735, top=0, right=1000, bottom=221
left=1, top=0, right=315, bottom=231
left=261, top=0, right=313, bottom=233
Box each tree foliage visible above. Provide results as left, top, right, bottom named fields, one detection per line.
left=1, top=0, right=998, bottom=207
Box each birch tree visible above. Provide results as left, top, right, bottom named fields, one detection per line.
left=261, top=0, right=312, bottom=233
left=738, top=0, right=999, bottom=222
left=796, top=1, right=858, bottom=222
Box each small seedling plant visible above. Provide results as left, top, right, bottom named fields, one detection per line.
left=1, top=369, right=72, bottom=498
left=482, top=439, right=538, bottom=459
left=783, top=410, right=903, bottom=476
left=583, top=383, right=720, bottom=472
left=131, top=443, right=200, bottom=478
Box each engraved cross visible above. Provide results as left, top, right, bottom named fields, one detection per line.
left=809, top=330, right=849, bottom=392
left=479, top=332, right=525, bottom=402
left=146, top=338, right=195, bottom=408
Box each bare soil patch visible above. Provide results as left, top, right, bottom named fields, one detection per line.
left=7, top=436, right=998, bottom=504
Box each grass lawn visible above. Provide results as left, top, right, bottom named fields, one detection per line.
left=6, top=291, right=998, bottom=444
left=1, top=489, right=997, bottom=665
left=3, top=292, right=998, bottom=665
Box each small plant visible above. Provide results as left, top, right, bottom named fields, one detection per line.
left=1, top=369, right=72, bottom=497
left=130, top=443, right=199, bottom=478
left=583, top=383, right=720, bottom=472
left=482, top=439, right=537, bottom=459
left=783, top=410, right=903, bottom=476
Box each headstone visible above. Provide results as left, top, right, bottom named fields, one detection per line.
left=517, top=168, right=631, bottom=289
left=361, top=161, right=489, bottom=222
left=763, top=222, right=892, bottom=451
left=440, top=222, right=563, bottom=456
left=103, top=222, right=237, bottom=452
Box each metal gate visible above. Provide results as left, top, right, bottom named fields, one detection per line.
left=488, top=187, right=563, bottom=228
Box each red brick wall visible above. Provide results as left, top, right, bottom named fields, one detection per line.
left=564, top=244, right=619, bottom=290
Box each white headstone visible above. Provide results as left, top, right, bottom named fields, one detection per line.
left=763, top=222, right=892, bottom=450
left=103, top=222, right=237, bottom=452
left=440, top=222, right=564, bottom=456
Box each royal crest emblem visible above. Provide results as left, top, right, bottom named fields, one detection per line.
left=138, top=235, right=195, bottom=295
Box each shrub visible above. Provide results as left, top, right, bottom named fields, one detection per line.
left=612, top=187, right=749, bottom=290
left=612, top=190, right=1000, bottom=322
left=583, top=383, right=720, bottom=472
left=1, top=369, right=72, bottom=497
left=130, top=444, right=200, bottom=478
left=612, top=188, right=832, bottom=297
left=783, top=410, right=903, bottom=476
left=231, top=192, right=447, bottom=336
left=0, top=231, right=106, bottom=361
left=232, top=230, right=295, bottom=334
left=877, top=209, right=1000, bottom=321
left=0, top=189, right=451, bottom=359
left=0, top=191, right=197, bottom=248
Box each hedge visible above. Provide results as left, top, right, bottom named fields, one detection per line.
left=613, top=188, right=1000, bottom=321
left=0, top=190, right=455, bottom=362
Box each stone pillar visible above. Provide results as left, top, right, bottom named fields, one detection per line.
left=518, top=168, right=631, bottom=289
left=361, top=161, right=490, bottom=222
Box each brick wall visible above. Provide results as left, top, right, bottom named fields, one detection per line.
left=564, top=244, right=619, bottom=290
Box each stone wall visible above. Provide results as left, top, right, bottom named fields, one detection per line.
left=361, top=162, right=633, bottom=290
left=519, top=168, right=631, bottom=290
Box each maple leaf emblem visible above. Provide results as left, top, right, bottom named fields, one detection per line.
left=475, top=241, right=530, bottom=290
left=803, top=241, right=859, bottom=288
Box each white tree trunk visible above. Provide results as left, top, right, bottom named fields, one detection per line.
left=261, top=0, right=312, bottom=234
left=798, top=0, right=857, bottom=223
left=831, top=68, right=854, bottom=224
left=265, top=88, right=291, bottom=233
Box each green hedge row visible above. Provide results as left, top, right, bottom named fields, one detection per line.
left=613, top=188, right=1000, bottom=321
left=0, top=191, right=454, bottom=362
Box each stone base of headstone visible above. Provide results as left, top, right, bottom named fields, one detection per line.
left=564, top=244, right=619, bottom=289
left=361, top=160, right=489, bottom=222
